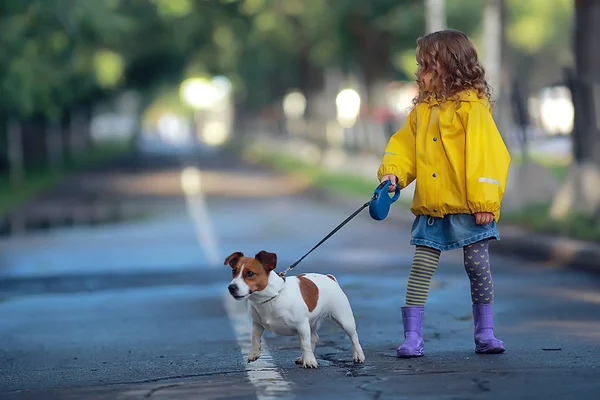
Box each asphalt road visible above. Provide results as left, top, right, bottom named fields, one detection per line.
left=1, top=142, right=600, bottom=400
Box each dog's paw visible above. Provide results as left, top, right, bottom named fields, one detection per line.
left=353, top=351, right=366, bottom=364
left=301, top=354, right=318, bottom=369
left=294, top=356, right=302, bottom=365
left=247, top=352, right=261, bottom=363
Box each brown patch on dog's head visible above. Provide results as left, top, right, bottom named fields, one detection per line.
left=237, top=256, right=271, bottom=293
left=327, top=274, right=337, bottom=282
left=298, top=275, right=319, bottom=312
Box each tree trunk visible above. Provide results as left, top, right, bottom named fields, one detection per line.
left=7, top=119, right=24, bottom=186
left=69, top=108, right=88, bottom=163
left=46, top=120, right=63, bottom=171
left=483, top=0, right=503, bottom=101
left=550, top=0, right=600, bottom=220
left=483, top=0, right=514, bottom=149
left=425, top=0, right=446, bottom=33
left=348, top=15, right=394, bottom=113
left=297, top=47, right=324, bottom=120
left=571, top=0, right=600, bottom=165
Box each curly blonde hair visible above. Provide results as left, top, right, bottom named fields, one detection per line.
left=412, top=29, right=493, bottom=106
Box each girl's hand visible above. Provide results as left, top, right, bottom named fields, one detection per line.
left=475, top=212, right=494, bottom=225
left=380, top=175, right=398, bottom=192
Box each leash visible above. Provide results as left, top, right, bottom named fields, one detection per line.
left=278, top=180, right=401, bottom=280
left=277, top=200, right=371, bottom=279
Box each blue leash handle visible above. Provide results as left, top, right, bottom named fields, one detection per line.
left=369, top=180, right=401, bottom=221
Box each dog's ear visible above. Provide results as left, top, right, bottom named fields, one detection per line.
left=224, top=252, right=244, bottom=268
left=255, top=250, right=277, bottom=272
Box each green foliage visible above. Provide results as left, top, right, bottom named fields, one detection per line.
left=507, top=0, right=573, bottom=55
left=506, top=0, right=574, bottom=91
left=0, top=0, right=577, bottom=119
left=0, top=0, right=131, bottom=118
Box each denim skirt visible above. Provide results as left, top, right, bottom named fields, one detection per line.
left=410, top=214, right=500, bottom=252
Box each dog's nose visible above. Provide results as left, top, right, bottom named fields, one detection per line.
left=228, top=284, right=237, bottom=294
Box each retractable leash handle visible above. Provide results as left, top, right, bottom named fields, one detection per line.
left=369, top=180, right=401, bottom=220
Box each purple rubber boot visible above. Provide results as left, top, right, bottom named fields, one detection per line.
left=397, top=305, right=425, bottom=358
left=473, top=304, right=505, bottom=354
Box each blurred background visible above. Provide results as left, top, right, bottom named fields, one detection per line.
left=2, top=1, right=600, bottom=398
left=0, top=0, right=597, bottom=241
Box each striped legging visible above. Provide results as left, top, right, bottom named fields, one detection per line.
left=405, top=246, right=441, bottom=305
left=406, top=242, right=494, bottom=305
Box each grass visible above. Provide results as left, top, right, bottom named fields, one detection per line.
left=245, top=146, right=600, bottom=243
left=546, top=164, right=569, bottom=183
left=502, top=204, right=600, bottom=242
left=503, top=156, right=600, bottom=242
left=0, top=139, right=131, bottom=216
left=510, top=153, right=570, bottom=183
left=244, top=147, right=378, bottom=199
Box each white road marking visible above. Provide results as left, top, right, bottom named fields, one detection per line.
left=224, top=295, right=294, bottom=399
left=181, top=167, right=221, bottom=266
left=181, top=166, right=294, bottom=400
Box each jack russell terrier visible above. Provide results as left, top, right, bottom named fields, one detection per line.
left=225, top=250, right=365, bottom=368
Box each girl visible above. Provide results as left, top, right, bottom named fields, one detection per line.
left=377, top=29, right=511, bottom=357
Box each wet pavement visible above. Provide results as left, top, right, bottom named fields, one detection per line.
left=1, top=143, right=600, bottom=400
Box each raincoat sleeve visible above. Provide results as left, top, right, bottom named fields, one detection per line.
left=462, top=101, right=511, bottom=221
left=376, top=108, right=417, bottom=189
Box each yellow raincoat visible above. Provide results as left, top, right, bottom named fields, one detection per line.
left=377, top=90, right=511, bottom=222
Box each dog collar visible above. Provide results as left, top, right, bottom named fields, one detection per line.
left=258, top=287, right=284, bottom=305
left=259, top=294, right=278, bottom=304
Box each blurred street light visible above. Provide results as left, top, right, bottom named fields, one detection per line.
left=283, top=90, right=307, bottom=119
left=179, top=76, right=233, bottom=146
left=336, top=89, right=361, bottom=128
left=157, top=113, right=191, bottom=145
left=211, top=76, right=232, bottom=96
left=210, top=76, right=233, bottom=111
left=203, top=121, right=229, bottom=146
left=283, top=90, right=307, bottom=136
left=538, top=86, right=574, bottom=135
left=180, top=78, right=219, bottom=110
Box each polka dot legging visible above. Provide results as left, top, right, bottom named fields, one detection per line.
left=464, top=240, right=494, bottom=304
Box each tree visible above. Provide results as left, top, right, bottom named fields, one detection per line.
left=550, top=0, right=600, bottom=220
left=0, top=0, right=578, bottom=180
left=0, top=0, right=134, bottom=173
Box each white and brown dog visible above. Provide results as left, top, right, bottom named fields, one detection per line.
left=225, top=250, right=365, bottom=368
